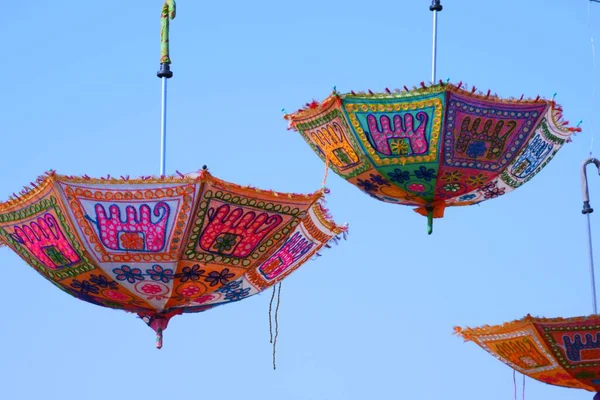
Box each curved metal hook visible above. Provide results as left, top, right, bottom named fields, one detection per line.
left=582, top=157, right=600, bottom=214
left=581, top=157, right=600, bottom=314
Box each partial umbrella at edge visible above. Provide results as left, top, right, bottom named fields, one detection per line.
left=0, top=168, right=346, bottom=348
left=284, top=82, right=580, bottom=233
left=455, top=315, right=600, bottom=397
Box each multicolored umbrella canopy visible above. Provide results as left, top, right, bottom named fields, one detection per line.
left=455, top=315, right=600, bottom=397
left=0, top=169, right=346, bottom=348
left=284, top=83, right=580, bottom=233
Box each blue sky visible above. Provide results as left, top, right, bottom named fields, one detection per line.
left=2, top=0, right=600, bottom=399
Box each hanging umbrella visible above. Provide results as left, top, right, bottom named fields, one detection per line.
left=455, top=315, right=600, bottom=396
left=453, top=158, right=600, bottom=399
left=0, top=169, right=345, bottom=348
left=0, top=1, right=347, bottom=350
left=282, top=0, right=581, bottom=234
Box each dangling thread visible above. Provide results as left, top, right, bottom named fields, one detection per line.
left=272, top=282, right=282, bottom=370
left=513, top=370, right=517, bottom=400
left=322, top=154, right=331, bottom=189
left=522, top=374, right=525, bottom=400
left=268, top=285, right=276, bottom=343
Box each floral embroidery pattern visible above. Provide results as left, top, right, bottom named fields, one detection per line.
left=224, top=288, right=251, bottom=302
left=369, top=174, right=390, bottom=187
left=213, top=233, right=238, bottom=253
left=413, top=166, right=436, bottom=181
left=442, top=183, right=461, bottom=193
left=408, top=183, right=426, bottom=193
left=467, top=173, right=487, bottom=187
left=441, top=170, right=463, bottom=183
left=204, top=268, right=235, bottom=287
left=466, top=141, right=487, bottom=158
left=356, top=178, right=378, bottom=193
left=146, top=264, right=174, bottom=283
left=70, top=279, right=99, bottom=295
left=177, top=264, right=205, bottom=282
left=388, top=169, right=411, bottom=184
left=89, top=274, right=118, bottom=289
left=113, top=265, right=144, bottom=284
left=180, top=285, right=201, bottom=298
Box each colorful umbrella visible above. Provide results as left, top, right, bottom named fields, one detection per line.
left=453, top=158, right=600, bottom=398
left=283, top=1, right=581, bottom=234
left=0, top=169, right=345, bottom=348
left=0, top=1, right=347, bottom=352
left=455, top=315, right=600, bottom=396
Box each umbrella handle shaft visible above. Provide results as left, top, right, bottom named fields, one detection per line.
left=160, top=77, right=168, bottom=176
left=157, top=1, right=176, bottom=175
left=430, top=1, right=443, bottom=83
left=581, top=157, right=600, bottom=314
left=586, top=214, right=598, bottom=314
left=431, top=11, right=438, bottom=82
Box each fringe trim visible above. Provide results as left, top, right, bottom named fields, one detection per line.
left=283, top=81, right=582, bottom=136
left=454, top=313, right=600, bottom=342
left=0, top=167, right=326, bottom=211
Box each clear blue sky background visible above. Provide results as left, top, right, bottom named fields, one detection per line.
left=2, top=0, right=600, bottom=399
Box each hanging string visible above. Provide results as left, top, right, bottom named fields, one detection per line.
left=522, top=374, right=525, bottom=400
left=268, top=285, right=276, bottom=343
left=513, top=370, right=517, bottom=400
left=322, top=154, right=331, bottom=189
left=272, top=282, right=282, bottom=370
left=589, top=0, right=598, bottom=155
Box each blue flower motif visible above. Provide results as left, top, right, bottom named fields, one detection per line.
left=218, top=280, right=243, bottom=294
left=146, top=265, right=174, bottom=283
left=224, top=287, right=251, bottom=302
left=205, top=268, right=235, bottom=287
left=176, top=264, right=205, bottom=282
left=89, top=274, right=118, bottom=289
left=369, top=174, right=390, bottom=187
left=356, top=179, right=378, bottom=193
left=413, top=166, right=436, bottom=181
left=388, top=169, right=410, bottom=184
left=458, top=194, right=476, bottom=202
left=70, top=279, right=100, bottom=295
left=466, top=141, right=487, bottom=158
left=113, top=265, right=144, bottom=284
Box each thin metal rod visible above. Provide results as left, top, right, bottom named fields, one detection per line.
left=586, top=214, right=597, bottom=315
left=429, top=1, right=442, bottom=83
left=160, top=77, right=168, bottom=175
left=581, top=157, right=600, bottom=314
left=157, top=0, right=175, bottom=175
left=431, top=10, right=438, bottom=83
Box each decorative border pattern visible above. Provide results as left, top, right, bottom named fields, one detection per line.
left=0, top=195, right=95, bottom=281
left=61, top=182, right=197, bottom=263
left=295, top=107, right=372, bottom=179
left=344, top=97, right=443, bottom=166
left=183, top=186, right=304, bottom=268
left=476, top=327, right=559, bottom=374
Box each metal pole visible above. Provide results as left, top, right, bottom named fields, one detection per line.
left=581, top=157, right=600, bottom=314
left=157, top=0, right=176, bottom=176
left=160, top=78, right=168, bottom=175
left=430, top=0, right=443, bottom=83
